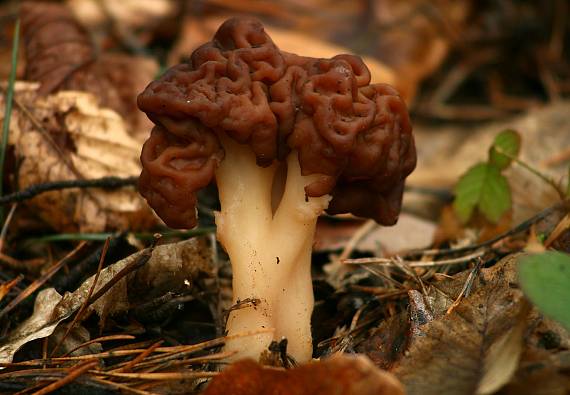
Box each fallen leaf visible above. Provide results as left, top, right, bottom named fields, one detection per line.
left=68, top=0, right=176, bottom=36
left=48, top=322, right=102, bottom=357
left=499, top=305, right=570, bottom=394
left=64, top=237, right=213, bottom=320
left=371, top=0, right=472, bottom=102
left=203, top=354, right=405, bottom=395
left=498, top=347, right=570, bottom=395
left=0, top=238, right=212, bottom=363
left=20, top=2, right=158, bottom=134
left=356, top=311, right=410, bottom=371
left=392, top=254, right=529, bottom=395
left=1, top=83, right=156, bottom=232
left=0, top=288, right=67, bottom=364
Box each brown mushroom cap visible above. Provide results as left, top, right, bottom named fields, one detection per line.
left=138, top=17, right=416, bottom=228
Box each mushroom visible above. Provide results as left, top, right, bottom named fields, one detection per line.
left=137, top=17, right=416, bottom=363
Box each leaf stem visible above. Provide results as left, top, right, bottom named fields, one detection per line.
left=495, top=146, right=566, bottom=199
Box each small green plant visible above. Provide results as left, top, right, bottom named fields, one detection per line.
left=518, top=251, right=570, bottom=330
left=453, top=129, right=521, bottom=223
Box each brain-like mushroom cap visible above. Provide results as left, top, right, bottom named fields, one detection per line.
left=138, top=17, right=416, bottom=228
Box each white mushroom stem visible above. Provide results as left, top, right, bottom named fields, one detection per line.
left=214, top=134, right=330, bottom=363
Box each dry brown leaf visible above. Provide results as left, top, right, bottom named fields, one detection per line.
left=0, top=288, right=66, bottom=364
left=499, top=346, right=570, bottom=395
left=129, top=237, right=214, bottom=304
left=203, top=354, right=405, bottom=395
left=392, top=254, right=529, bottom=395
left=68, top=0, right=176, bottom=35
left=64, top=237, right=213, bottom=320
left=497, top=312, right=570, bottom=395
left=371, top=0, right=472, bottom=102
left=20, top=2, right=158, bottom=136
left=48, top=322, right=102, bottom=357
left=0, top=238, right=212, bottom=363
left=0, top=82, right=156, bottom=232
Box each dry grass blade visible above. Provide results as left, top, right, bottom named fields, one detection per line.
left=89, top=377, right=159, bottom=395
left=445, top=258, right=483, bottom=315
left=0, top=332, right=267, bottom=393
left=338, top=219, right=376, bottom=261
left=0, top=241, right=87, bottom=320
left=0, top=19, right=20, bottom=222
left=403, top=199, right=570, bottom=258
left=0, top=203, right=17, bottom=252
left=85, top=236, right=161, bottom=308
left=543, top=213, right=570, bottom=247
left=30, top=360, right=98, bottom=395
left=112, top=341, right=163, bottom=373
left=130, top=351, right=236, bottom=373
left=62, top=334, right=136, bottom=358
left=91, top=370, right=218, bottom=380
left=0, top=274, right=23, bottom=302
left=50, top=237, right=111, bottom=357
left=342, top=249, right=485, bottom=268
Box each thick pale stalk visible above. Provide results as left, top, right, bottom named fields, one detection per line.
left=215, top=135, right=330, bottom=362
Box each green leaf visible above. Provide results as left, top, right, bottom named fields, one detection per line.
left=488, top=129, right=521, bottom=170
left=518, top=251, right=570, bottom=330
left=453, top=163, right=511, bottom=223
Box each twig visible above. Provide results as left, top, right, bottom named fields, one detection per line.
left=112, top=341, right=163, bottom=373
left=62, top=335, right=136, bottom=358
left=446, top=257, right=483, bottom=314
left=544, top=213, right=570, bottom=248
left=0, top=176, right=138, bottom=205
left=361, top=265, right=406, bottom=289
left=403, top=199, right=570, bottom=257
left=0, top=241, right=87, bottom=320
left=0, top=274, right=23, bottom=302
left=90, top=370, right=217, bottom=380
left=86, top=237, right=159, bottom=307
left=343, top=248, right=485, bottom=268
left=50, top=238, right=111, bottom=357
left=26, top=227, right=216, bottom=244
left=134, top=351, right=235, bottom=373
left=0, top=329, right=269, bottom=368
left=53, top=233, right=125, bottom=292
left=30, top=360, right=98, bottom=395
left=338, top=219, right=376, bottom=261
left=89, top=377, right=158, bottom=395
left=0, top=203, right=17, bottom=252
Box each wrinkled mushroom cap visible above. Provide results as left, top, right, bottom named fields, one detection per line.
left=138, top=17, right=416, bottom=228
